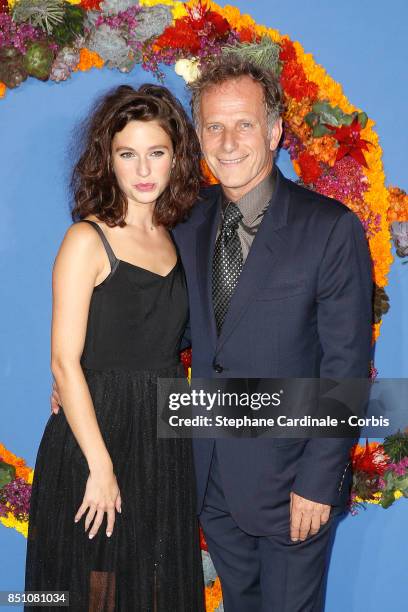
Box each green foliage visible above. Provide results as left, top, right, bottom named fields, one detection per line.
left=221, top=37, right=281, bottom=75
left=379, top=469, right=408, bottom=509
left=0, top=461, right=16, bottom=490
left=305, top=100, right=368, bottom=137
left=383, top=431, right=408, bottom=462
left=0, top=47, right=28, bottom=88
left=13, top=0, right=65, bottom=35
left=22, top=40, right=54, bottom=80
left=52, top=3, right=85, bottom=47
left=373, top=285, right=390, bottom=324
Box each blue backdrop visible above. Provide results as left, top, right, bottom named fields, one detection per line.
left=1, top=1, right=407, bottom=609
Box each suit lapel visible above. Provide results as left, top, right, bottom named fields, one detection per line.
left=195, top=187, right=222, bottom=343
left=216, top=167, right=291, bottom=353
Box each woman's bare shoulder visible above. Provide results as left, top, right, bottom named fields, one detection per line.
left=56, top=221, right=104, bottom=265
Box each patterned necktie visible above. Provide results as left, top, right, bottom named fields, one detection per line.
left=212, top=203, right=243, bottom=334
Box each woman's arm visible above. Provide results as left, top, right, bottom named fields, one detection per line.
left=51, top=222, right=121, bottom=538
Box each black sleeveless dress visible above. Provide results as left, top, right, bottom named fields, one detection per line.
left=25, top=221, right=204, bottom=611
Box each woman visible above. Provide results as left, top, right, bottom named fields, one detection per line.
left=25, top=84, right=205, bottom=611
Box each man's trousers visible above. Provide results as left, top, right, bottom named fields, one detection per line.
left=199, top=448, right=341, bottom=612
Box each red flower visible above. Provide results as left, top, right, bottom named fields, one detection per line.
left=297, top=151, right=322, bottom=184
left=155, top=1, right=231, bottom=53
left=80, top=0, right=102, bottom=9
left=280, top=61, right=318, bottom=102
left=180, top=348, right=192, bottom=377
left=156, top=22, right=201, bottom=53
left=237, top=27, right=259, bottom=43
left=279, top=39, right=318, bottom=102
left=206, top=11, right=230, bottom=37
left=326, top=117, right=371, bottom=168
left=184, top=1, right=230, bottom=35
left=351, top=440, right=389, bottom=476
left=199, top=526, right=208, bottom=551
left=279, top=39, right=297, bottom=62
left=0, top=0, right=9, bottom=13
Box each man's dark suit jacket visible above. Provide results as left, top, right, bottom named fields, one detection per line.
left=172, top=166, right=373, bottom=536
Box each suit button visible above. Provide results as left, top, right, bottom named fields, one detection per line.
left=213, top=363, right=223, bottom=373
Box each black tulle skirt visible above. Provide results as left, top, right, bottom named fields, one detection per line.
left=25, top=364, right=204, bottom=611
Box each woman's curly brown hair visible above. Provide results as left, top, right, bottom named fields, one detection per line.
left=71, top=84, right=203, bottom=228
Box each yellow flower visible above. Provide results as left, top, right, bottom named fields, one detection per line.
left=372, top=322, right=381, bottom=343
left=254, top=25, right=282, bottom=44
left=174, top=58, right=201, bottom=83
left=0, top=512, right=28, bottom=538
left=140, top=0, right=178, bottom=6
left=217, top=4, right=256, bottom=31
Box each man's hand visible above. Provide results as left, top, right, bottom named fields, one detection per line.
left=290, top=492, right=331, bottom=542
left=51, top=381, right=62, bottom=414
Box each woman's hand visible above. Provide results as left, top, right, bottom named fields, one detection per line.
left=75, top=465, right=122, bottom=539
left=51, top=380, right=61, bottom=414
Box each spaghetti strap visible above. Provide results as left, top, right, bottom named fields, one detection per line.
left=80, top=220, right=117, bottom=271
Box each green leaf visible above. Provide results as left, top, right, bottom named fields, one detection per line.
left=358, top=112, right=368, bottom=128
left=380, top=492, right=395, bottom=509
left=0, top=462, right=16, bottom=489
left=342, top=113, right=355, bottom=126
left=305, top=112, right=318, bottom=127
left=312, top=124, right=331, bottom=138
left=395, top=476, right=408, bottom=491
left=311, top=101, right=343, bottom=127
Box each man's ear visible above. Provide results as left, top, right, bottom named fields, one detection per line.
left=269, top=117, right=283, bottom=153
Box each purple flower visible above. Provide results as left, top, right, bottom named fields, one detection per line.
left=0, top=13, right=42, bottom=54
left=315, top=156, right=368, bottom=203
left=0, top=478, right=31, bottom=519
left=387, top=457, right=408, bottom=477
left=362, top=212, right=382, bottom=238
left=282, top=129, right=304, bottom=160
left=95, top=5, right=140, bottom=33
left=378, top=477, right=386, bottom=489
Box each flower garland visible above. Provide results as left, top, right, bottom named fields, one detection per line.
left=1, top=432, right=407, bottom=611
left=1, top=3, right=407, bottom=609
left=1, top=0, right=405, bottom=340
left=0, top=443, right=33, bottom=537
left=350, top=432, right=408, bottom=513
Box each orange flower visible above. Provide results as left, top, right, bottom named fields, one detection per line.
left=205, top=577, right=223, bottom=610
left=307, top=135, right=338, bottom=167
left=73, top=48, right=104, bottom=72
left=201, top=159, right=219, bottom=185
left=387, top=187, right=408, bottom=222
left=283, top=98, right=313, bottom=142
left=0, top=82, right=6, bottom=99
left=0, top=443, right=32, bottom=481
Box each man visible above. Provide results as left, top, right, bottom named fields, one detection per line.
left=53, top=57, right=372, bottom=610
left=172, top=57, right=373, bottom=611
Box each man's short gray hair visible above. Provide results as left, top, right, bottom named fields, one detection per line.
left=189, top=55, right=284, bottom=133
